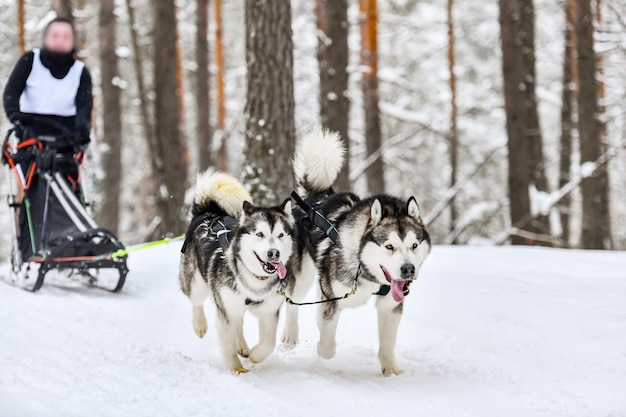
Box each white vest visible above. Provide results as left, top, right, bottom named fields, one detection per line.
left=20, top=48, right=84, bottom=117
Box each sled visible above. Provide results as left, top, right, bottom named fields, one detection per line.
left=2, top=119, right=128, bottom=292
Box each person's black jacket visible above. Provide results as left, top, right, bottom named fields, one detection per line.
left=3, top=50, right=92, bottom=146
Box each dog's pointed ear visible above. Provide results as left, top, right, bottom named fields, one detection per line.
left=280, top=198, right=293, bottom=217
left=371, top=199, right=382, bottom=225
left=407, top=197, right=422, bottom=222
left=242, top=200, right=255, bottom=217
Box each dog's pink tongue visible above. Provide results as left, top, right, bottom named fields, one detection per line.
left=270, top=262, right=287, bottom=279
left=391, top=280, right=406, bottom=303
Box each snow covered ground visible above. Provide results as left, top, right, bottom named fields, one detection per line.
left=1, top=245, right=625, bottom=417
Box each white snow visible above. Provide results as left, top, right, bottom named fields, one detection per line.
left=580, top=161, right=598, bottom=179
left=379, top=101, right=431, bottom=125
left=529, top=184, right=551, bottom=217
left=1, top=245, right=625, bottom=417
left=115, top=46, right=131, bottom=59
left=111, top=76, right=128, bottom=90
left=34, top=11, right=57, bottom=31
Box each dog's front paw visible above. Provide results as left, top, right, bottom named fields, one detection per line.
left=237, top=347, right=250, bottom=358
left=232, top=367, right=249, bottom=375
left=192, top=309, right=208, bottom=338
left=249, top=344, right=273, bottom=364
left=381, top=366, right=404, bottom=377
left=193, top=320, right=207, bottom=338
left=317, top=342, right=336, bottom=359
left=281, top=333, right=298, bottom=347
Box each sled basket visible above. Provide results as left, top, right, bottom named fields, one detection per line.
left=3, top=124, right=128, bottom=292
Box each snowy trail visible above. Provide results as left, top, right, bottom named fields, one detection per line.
left=1, top=245, right=625, bottom=417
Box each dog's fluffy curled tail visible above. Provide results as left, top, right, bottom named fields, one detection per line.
left=294, top=129, right=346, bottom=197
left=192, top=169, right=252, bottom=217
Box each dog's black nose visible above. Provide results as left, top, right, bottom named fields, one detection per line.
left=267, top=249, right=280, bottom=261
left=400, top=263, right=415, bottom=279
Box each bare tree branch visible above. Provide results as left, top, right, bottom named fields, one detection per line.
left=424, top=144, right=506, bottom=226
left=379, top=101, right=448, bottom=139
left=606, top=2, right=626, bottom=31
left=507, top=228, right=565, bottom=247
left=494, top=140, right=625, bottom=245
left=349, top=129, right=425, bottom=182
left=444, top=200, right=503, bottom=244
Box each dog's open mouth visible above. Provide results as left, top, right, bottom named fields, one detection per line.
left=254, top=252, right=287, bottom=280
left=380, top=266, right=411, bottom=303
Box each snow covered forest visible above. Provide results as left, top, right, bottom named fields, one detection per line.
left=1, top=0, right=626, bottom=253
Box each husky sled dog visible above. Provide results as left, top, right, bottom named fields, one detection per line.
left=288, top=130, right=431, bottom=376
left=179, top=170, right=301, bottom=373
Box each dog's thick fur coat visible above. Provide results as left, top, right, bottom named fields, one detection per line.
left=179, top=171, right=305, bottom=373
left=287, top=130, right=432, bottom=376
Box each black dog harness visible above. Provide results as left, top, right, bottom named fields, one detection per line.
left=290, top=191, right=339, bottom=245
left=211, top=217, right=238, bottom=252
left=290, top=191, right=396, bottom=299
left=181, top=215, right=238, bottom=254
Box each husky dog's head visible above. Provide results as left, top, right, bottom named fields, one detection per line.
left=360, top=196, right=431, bottom=303
left=235, top=199, right=295, bottom=281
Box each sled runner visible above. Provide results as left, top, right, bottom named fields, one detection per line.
left=2, top=118, right=128, bottom=292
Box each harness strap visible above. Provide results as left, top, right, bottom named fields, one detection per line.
left=290, top=190, right=310, bottom=212
left=372, top=283, right=411, bottom=297
left=291, top=191, right=339, bottom=245
left=214, top=220, right=231, bottom=252
left=182, top=215, right=238, bottom=255
left=373, top=285, right=390, bottom=296
left=111, top=235, right=184, bottom=259
left=277, top=264, right=363, bottom=306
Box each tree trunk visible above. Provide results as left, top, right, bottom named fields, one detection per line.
left=359, top=0, right=384, bottom=194
left=595, top=0, right=607, bottom=149
left=75, top=0, right=88, bottom=56
left=97, top=0, right=122, bottom=235
left=153, top=0, right=188, bottom=236
left=215, top=0, right=228, bottom=173
left=447, top=0, right=459, bottom=235
left=576, top=0, right=612, bottom=249
left=243, top=0, right=295, bottom=206
left=499, top=0, right=532, bottom=245
left=126, top=0, right=163, bottom=239
left=18, top=0, right=25, bottom=54
left=196, top=0, right=212, bottom=171
left=174, top=8, right=188, bottom=169
left=316, top=0, right=351, bottom=191
left=519, top=0, right=550, bottom=238
left=125, top=0, right=158, bottom=178
left=51, top=0, right=73, bottom=23
left=558, top=0, right=576, bottom=246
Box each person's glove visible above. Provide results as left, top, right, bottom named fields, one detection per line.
left=1, top=142, right=7, bottom=165
left=71, top=131, right=90, bottom=152
left=8, top=112, right=23, bottom=124
left=7, top=119, right=25, bottom=144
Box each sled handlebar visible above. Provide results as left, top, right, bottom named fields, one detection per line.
left=13, top=114, right=74, bottom=138
left=37, top=135, right=59, bottom=144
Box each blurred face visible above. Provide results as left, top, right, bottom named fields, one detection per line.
left=43, top=22, right=74, bottom=53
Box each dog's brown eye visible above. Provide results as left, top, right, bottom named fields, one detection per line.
left=412, top=242, right=418, bottom=250
left=256, top=232, right=264, bottom=238
left=385, top=244, right=394, bottom=252
left=278, top=233, right=284, bottom=238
